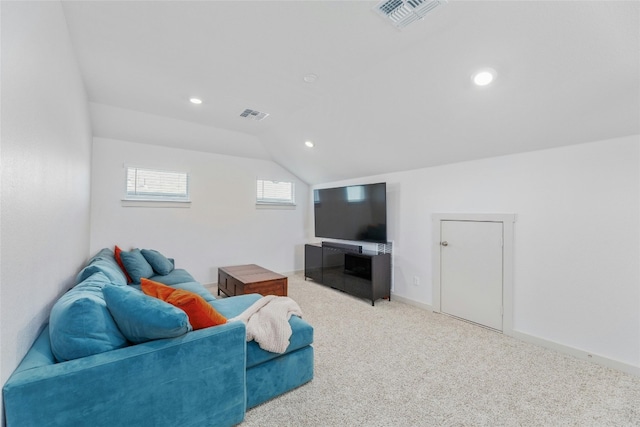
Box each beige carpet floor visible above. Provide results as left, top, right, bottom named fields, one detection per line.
left=221, top=274, right=640, bottom=426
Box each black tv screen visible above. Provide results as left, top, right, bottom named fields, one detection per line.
left=314, top=183, right=387, bottom=243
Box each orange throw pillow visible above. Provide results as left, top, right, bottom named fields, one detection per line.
left=114, top=246, right=133, bottom=283
left=141, top=278, right=226, bottom=330
left=141, top=277, right=175, bottom=300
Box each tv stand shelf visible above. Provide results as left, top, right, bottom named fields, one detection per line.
left=304, top=242, right=391, bottom=306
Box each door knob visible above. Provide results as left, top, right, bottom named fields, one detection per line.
left=441, top=241, right=448, bottom=246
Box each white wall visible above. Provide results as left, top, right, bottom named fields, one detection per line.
left=313, top=136, right=640, bottom=369
left=0, top=0, right=92, bottom=417
left=90, top=138, right=309, bottom=283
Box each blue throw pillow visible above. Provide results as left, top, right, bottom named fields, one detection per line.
left=141, top=249, right=174, bottom=275
left=119, top=248, right=154, bottom=284
left=49, top=272, right=128, bottom=362
left=103, top=284, right=192, bottom=344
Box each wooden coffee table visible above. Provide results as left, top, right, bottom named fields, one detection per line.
left=217, top=264, right=288, bottom=297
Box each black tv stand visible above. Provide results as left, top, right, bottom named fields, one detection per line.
left=321, top=241, right=362, bottom=253
left=304, top=242, right=391, bottom=306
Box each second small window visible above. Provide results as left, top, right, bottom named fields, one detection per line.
left=256, top=179, right=295, bottom=206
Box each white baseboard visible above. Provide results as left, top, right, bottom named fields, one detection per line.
left=391, top=293, right=433, bottom=311
left=284, top=270, right=303, bottom=277
left=508, top=330, right=640, bottom=377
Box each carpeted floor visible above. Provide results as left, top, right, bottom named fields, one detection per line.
left=222, top=274, right=640, bottom=426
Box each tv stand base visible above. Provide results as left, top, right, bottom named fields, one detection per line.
left=304, top=242, right=391, bottom=306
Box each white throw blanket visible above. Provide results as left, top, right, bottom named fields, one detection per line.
left=229, top=295, right=303, bottom=354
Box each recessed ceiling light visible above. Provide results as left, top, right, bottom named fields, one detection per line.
left=189, top=97, right=203, bottom=104
left=303, top=74, right=318, bottom=83
left=305, top=141, right=315, bottom=148
left=472, top=68, right=496, bottom=86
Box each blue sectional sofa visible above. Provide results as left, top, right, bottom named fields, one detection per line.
left=2, top=249, right=314, bottom=427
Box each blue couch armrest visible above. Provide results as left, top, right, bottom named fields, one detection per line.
left=3, top=322, right=247, bottom=427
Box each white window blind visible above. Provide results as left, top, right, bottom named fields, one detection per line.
left=125, top=166, right=190, bottom=202
left=256, top=179, right=295, bottom=205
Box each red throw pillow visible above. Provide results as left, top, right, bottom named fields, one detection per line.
left=114, top=246, right=133, bottom=283
left=141, top=279, right=226, bottom=330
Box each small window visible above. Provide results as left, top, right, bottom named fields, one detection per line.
left=256, top=179, right=295, bottom=206
left=125, top=166, right=190, bottom=202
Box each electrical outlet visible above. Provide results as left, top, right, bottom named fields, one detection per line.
left=413, top=276, right=420, bottom=286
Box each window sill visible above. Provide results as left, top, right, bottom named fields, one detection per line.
left=256, top=203, right=296, bottom=210
left=121, top=199, right=191, bottom=208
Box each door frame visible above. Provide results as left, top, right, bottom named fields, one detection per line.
left=432, top=213, right=517, bottom=334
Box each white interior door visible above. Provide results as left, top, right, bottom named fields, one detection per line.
left=440, top=220, right=503, bottom=331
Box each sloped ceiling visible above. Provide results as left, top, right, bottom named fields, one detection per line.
left=62, top=1, right=640, bottom=184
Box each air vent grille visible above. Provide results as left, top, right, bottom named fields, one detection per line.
left=374, top=0, right=446, bottom=29
left=240, top=108, right=269, bottom=121
left=379, top=0, right=403, bottom=15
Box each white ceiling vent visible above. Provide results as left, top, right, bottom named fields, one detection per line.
left=240, top=108, right=269, bottom=121
left=374, top=0, right=446, bottom=29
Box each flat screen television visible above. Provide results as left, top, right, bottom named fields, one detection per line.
left=313, top=182, right=387, bottom=243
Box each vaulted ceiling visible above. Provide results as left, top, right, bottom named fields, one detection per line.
left=62, top=1, right=640, bottom=184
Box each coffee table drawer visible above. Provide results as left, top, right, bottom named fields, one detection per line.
left=243, top=278, right=287, bottom=297
left=218, top=270, right=244, bottom=296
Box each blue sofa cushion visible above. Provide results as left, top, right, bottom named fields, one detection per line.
left=76, top=248, right=127, bottom=286
left=211, top=294, right=263, bottom=319
left=119, top=248, right=154, bottom=284
left=149, top=268, right=196, bottom=286
left=141, top=249, right=174, bottom=275
left=211, top=294, right=314, bottom=368
left=172, top=281, right=217, bottom=303
left=103, top=284, right=192, bottom=344
left=49, top=272, right=128, bottom=362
